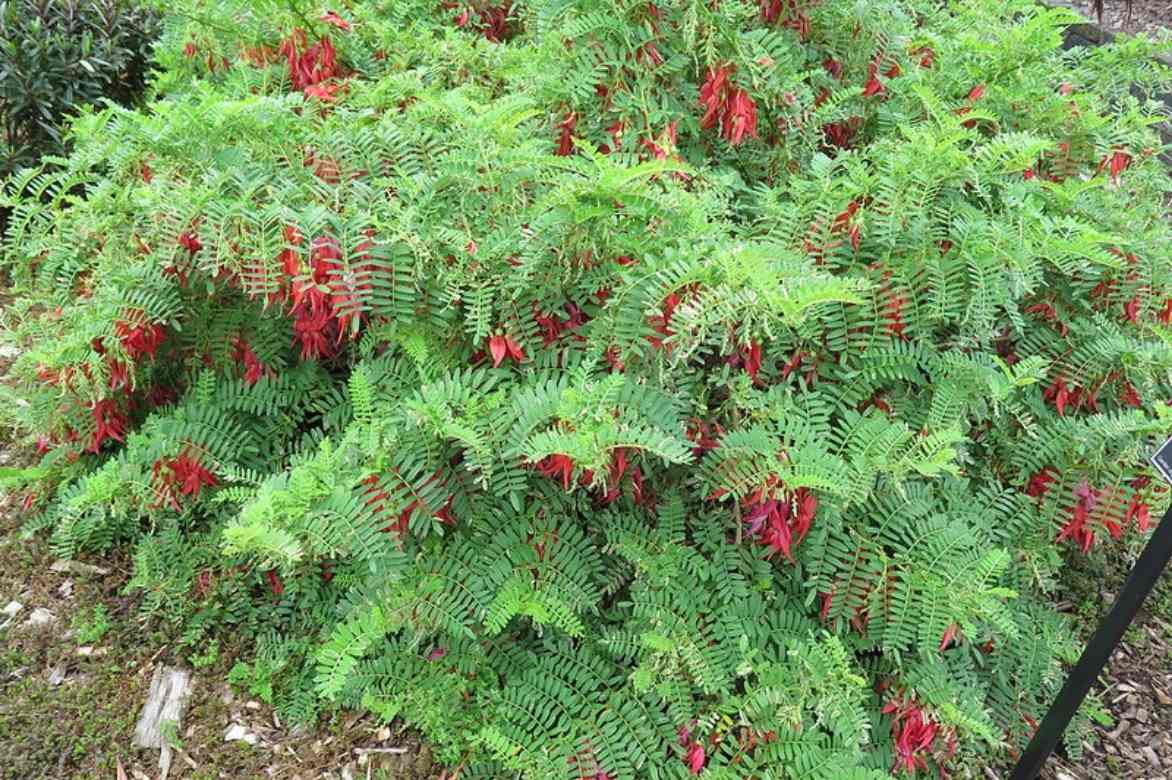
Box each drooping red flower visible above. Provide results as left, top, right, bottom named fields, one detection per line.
left=107, top=359, right=129, bottom=391
left=533, top=453, right=576, bottom=490
left=88, top=399, right=128, bottom=453
left=1125, top=498, right=1152, bottom=534
left=743, top=484, right=817, bottom=561
left=699, top=66, right=730, bottom=130
left=488, top=334, right=525, bottom=367
left=884, top=698, right=939, bottom=775
left=685, top=742, right=705, bottom=775
left=1157, top=298, right=1172, bottom=325
left=266, top=569, right=285, bottom=596
left=1119, top=380, right=1142, bottom=408
left=699, top=66, right=758, bottom=147
left=1043, top=376, right=1070, bottom=416
left=233, top=337, right=267, bottom=385
left=319, top=10, right=351, bottom=30
left=1057, top=479, right=1099, bottom=553
left=721, top=88, right=758, bottom=146
left=1098, top=148, right=1132, bottom=184
left=555, top=112, right=577, bottom=156
left=1122, top=296, right=1141, bottom=325
left=280, top=29, right=342, bottom=94
left=172, top=452, right=218, bottom=498
left=862, top=60, right=886, bottom=98
left=477, top=3, right=512, bottom=42
left=115, top=314, right=167, bottom=360
left=727, top=340, right=763, bottom=380
left=1024, top=466, right=1058, bottom=498
left=178, top=231, right=202, bottom=254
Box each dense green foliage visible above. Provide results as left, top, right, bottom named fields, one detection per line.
left=2, top=0, right=1171, bottom=776
left=0, top=0, right=159, bottom=177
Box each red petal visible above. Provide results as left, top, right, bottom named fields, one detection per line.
left=488, top=335, right=507, bottom=367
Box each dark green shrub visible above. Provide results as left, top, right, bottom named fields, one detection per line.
left=0, top=0, right=159, bottom=176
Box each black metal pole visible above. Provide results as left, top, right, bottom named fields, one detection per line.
left=1009, top=500, right=1172, bottom=780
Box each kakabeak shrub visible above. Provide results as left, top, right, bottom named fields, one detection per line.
left=2, top=0, right=1171, bottom=777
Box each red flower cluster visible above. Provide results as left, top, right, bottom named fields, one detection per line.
left=115, top=312, right=166, bottom=360
left=648, top=284, right=698, bottom=351
left=699, top=66, right=758, bottom=146
left=488, top=333, right=526, bottom=367
left=534, top=301, right=588, bottom=347
left=233, top=337, right=268, bottom=385
left=152, top=450, right=218, bottom=509
left=362, top=473, right=457, bottom=537
left=89, top=398, right=128, bottom=453
left=454, top=2, right=513, bottom=42
left=883, top=696, right=948, bottom=775
left=280, top=29, right=342, bottom=95
left=742, top=483, right=818, bottom=561
left=686, top=418, right=723, bottom=458
left=1057, top=479, right=1100, bottom=552
left=1098, top=148, right=1131, bottom=184
left=274, top=231, right=379, bottom=360
left=726, top=340, right=762, bottom=380
left=178, top=230, right=202, bottom=254
left=677, top=723, right=706, bottom=775
left=1024, top=466, right=1059, bottom=498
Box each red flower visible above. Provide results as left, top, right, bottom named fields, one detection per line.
left=1043, top=376, right=1070, bottom=416
left=88, top=399, right=128, bottom=453
left=823, top=57, right=844, bottom=79
left=636, top=41, right=664, bottom=68
left=266, top=569, right=285, bottom=596
left=115, top=314, right=167, bottom=360
left=555, top=112, right=577, bottom=156
left=885, top=699, right=939, bottom=775
left=1119, top=381, right=1142, bottom=408
left=1123, top=296, right=1141, bottom=324
left=1098, top=149, right=1132, bottom=183
left=280, top=29, right=342, bottom=93
left=743, top=485, right=817, bottom=561
left=172, top=452, right=218, bottom=498
left=967, top=84, right=986, bottom=101
left=685, top=742, right=705, bottom=775
left=1126, top=499, right=1152, bottom=534
left=1158, top=298, right=1172, bottom=325
left=488, top=334, right=525, bottom=367
left=1057, top=480, right=1099, bottom=552
left=477, top=3, right=512, bottom=42
left=721, top=88, right=758, bottom=146
left=699, top=66, right=758, bottom=146
left=233, top=338, right=267, bottom=385
left=862, top=74, right=885, bottom=98
left=534, top=453, right=576, bottom=490
left=178, top=231, right=202, bottom=254
left=699, top=66, right=730, bottom=129
left=319, top=11, right=351, bottom=30
left=1024, top=467, right=1058, bottom=498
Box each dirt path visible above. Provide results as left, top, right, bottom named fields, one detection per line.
left=0, top=485, right=435, bottom=780
left=1057, top=0, right=1172, bottom=37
